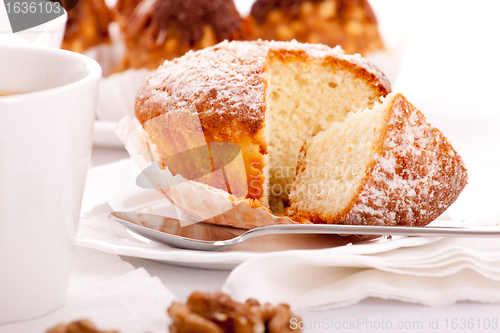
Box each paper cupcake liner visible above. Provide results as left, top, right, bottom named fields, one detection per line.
left=82, top=23, right=154, bottom=121
left=96, top=69, right=153, bottom=121
left=115, top=116, right=300, bottom=229
left=84, top=23, right=124, bottom=76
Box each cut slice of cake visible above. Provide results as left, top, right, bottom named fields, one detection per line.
left=288, top=93, right=468, bottom=226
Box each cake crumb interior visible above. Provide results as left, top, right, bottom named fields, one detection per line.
left=264, top=58, right=381, bottom=214
left=289, top=99, right=388, bottom=216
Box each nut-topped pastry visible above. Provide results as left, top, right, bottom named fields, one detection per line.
left=115, top=0, right=245, bottom=71
left=114, top=0, right=144, bottom=21
left=247, top=0, right=384, bottom=55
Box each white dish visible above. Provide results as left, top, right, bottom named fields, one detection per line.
left=76, top=159, right=487, bottom=270
left=93, top=120, right=123, bottom=147
left=77, top=221, right=440, bottom=270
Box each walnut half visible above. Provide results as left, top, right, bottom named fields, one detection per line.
left=168, top=291, right=302, bottom=333
left=46, top=319, right=119, bottom=333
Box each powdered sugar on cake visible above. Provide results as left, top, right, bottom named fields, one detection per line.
left=346, top=94, right=467, bottom=226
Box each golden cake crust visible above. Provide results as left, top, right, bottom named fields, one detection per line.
left=135, top=40, right=391, bottom=203
left=290, top=93, right=468, bottom=226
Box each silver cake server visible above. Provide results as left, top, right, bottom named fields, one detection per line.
left=108, top=211, right=500, bottom=251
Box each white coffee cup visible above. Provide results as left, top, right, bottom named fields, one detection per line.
left=0, top=45, right=101, bottom=323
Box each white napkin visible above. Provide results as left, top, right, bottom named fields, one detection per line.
left=222, top=217, right=500, bottom=311
left=56, top=247, right=176, bottom=333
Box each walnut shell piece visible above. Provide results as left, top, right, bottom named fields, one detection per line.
left=168, top=291, right=302, bottom=333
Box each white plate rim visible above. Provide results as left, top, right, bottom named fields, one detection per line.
left=76, top=224, right=442, bottom=270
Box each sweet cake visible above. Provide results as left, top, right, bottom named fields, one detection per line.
left=134, top=40, right=391, bottom=215
left=247, top=0, right=384, bottom=55
left=114, top=0, right=245, bottom=71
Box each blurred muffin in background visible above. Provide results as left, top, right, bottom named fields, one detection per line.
left=247, top=0, right=384, bottom=55
left=114, top=0, right=245, bottom=71
left=54, top=0, right=113, bottom=53
left=114, top=0, right=143, bottom=24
